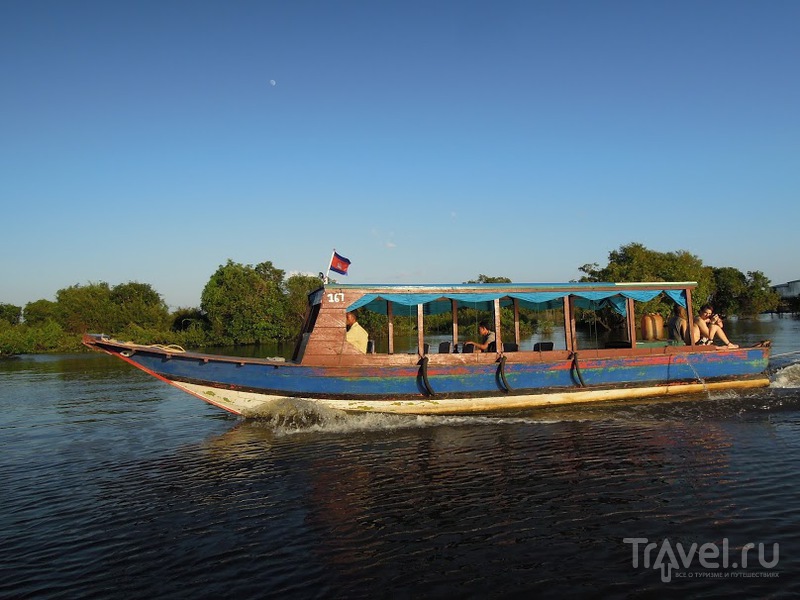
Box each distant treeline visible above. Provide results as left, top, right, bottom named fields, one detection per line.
left=0, top=244, right=788, bottom=355
left=0, top=260, right=321, bottom=355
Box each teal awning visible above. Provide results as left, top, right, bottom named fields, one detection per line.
left=348, top=288, right=687, bottom=317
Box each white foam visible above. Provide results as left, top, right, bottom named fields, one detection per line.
left=243, top=398, right=558, bottom=435
left=771, top=363, right=800, bottom=389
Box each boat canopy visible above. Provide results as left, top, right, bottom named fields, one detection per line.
left=347, top=284, right=689, bottom=317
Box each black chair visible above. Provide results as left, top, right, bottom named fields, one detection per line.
left=503, top=342, right=518, bottom=352
left=533, top=342, right=554, bottom=352
left=438, top=341, right=451, bottom=354
left=366, top=340, right=375, bottom=354
left=605, top=341, right=631, bottom=349
left=423, top=343, right=430, bottom=355
left=462, top=343, right=474, bottom=353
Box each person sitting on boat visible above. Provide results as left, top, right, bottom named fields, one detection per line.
left=345, top=311, right=369, bottom=353
left=464, top=322, right=496, bottom=352
left=667, top=304, right=689, bottom=345
left=692, top=304, right=738, bottom=348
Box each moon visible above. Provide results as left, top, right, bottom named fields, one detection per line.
left=269, top=79, right=276, bottom=86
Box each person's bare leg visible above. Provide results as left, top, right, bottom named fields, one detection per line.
left=709, top=324, right=737, bottom=348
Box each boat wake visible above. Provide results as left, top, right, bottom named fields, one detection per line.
left=237, top=365, right=800, bottom=435
left=771, top=362, right=800, bottom=389
left=243, top=398, right=353, bottom=430
left=241, top=398, right=554, bottom=435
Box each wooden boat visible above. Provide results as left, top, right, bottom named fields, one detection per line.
left=83, top=281, right=771, bottom=416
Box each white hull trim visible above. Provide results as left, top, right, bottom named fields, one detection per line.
left=171, top=378, right=771, bottom=416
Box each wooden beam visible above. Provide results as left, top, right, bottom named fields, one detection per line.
left=684, top=287, right=694, bottom=346
left=417, top=304, right=425, bottom=355
left=493, top=298, right=502, bottom=353
left=387, top=301, right=394, bottom=354
left=626, top=297, right=636, bottom=346
left=451, top=299, right=459, bottom=347
left=563, top=296, right=576, bottom=352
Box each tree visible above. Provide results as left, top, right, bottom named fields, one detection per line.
left=710, top=267, right=779, bottom=317
left=740, top=271, right=780, bottom=316
left=580, top=243, right=713, bottom=297
left=711, top=267, right=748, bottom=317
left=580, top=243, right=715, bottom=308
left=255, top=261, right=286, bottom=288
left=53, top=281, right=170, bottom=334
left=201, top=260, right=288, bottom=344
left=579, top=243, right=716, bottom=330
left=581, top=243, right=779, bottom=319
left=170, top=307, right=208, bottom=332
left=109, top=282, right=170, bottom=331
left=0, top=303, right=21, bottom=326
left=23, top=299, right=57, bottom=326
left=466, top=274, right=512, bottom=284
left=284, top=274, right=324, bottom=335
left=56, top=283, right=115, bottom=333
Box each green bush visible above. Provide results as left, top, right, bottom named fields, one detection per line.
left=0, top=320, right=81, bottom=354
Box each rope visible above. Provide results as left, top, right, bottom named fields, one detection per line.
left=151, top=344, right=186, bottom=353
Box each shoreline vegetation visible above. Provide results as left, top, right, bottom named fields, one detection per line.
left=1, top=244, right=789, bottom=357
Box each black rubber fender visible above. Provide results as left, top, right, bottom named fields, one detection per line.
left=496, top=355, right=512, bottom=392
left=570, top=352, right=586, bottom=387
left=418, top=355, right=435, bottom=396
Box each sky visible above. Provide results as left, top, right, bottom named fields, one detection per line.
left=2, top=0, right=798, bottom=310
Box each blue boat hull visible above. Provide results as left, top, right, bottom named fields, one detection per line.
left=85, top=336, right=770, bottom=415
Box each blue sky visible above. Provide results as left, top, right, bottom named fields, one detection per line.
left=2, top=1, right=798, bottom=309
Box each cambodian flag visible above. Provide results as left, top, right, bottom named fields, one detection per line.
left=330, top=252, right=351, bottom=275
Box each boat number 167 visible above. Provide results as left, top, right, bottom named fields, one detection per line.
left=327, top=293, right=345, bottom=303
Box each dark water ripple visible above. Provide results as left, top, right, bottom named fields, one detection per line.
left=2, top=346, right=800, bottom=599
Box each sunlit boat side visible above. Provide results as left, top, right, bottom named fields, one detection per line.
left=83, top=281, right=771, bottom=415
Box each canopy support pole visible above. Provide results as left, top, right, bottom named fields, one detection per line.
left=563, top=296, right=576, bottom=352
left=387, top=302, right=394, bottom=355
left=626, top=297, right=636, bottom=346
left=451, top=299, right=459, bottom=349
left=684, top=288, right=694, bottom=346
left=417, top=304, right=425, bottom=355
left=493, top=298, right=502, bottom=353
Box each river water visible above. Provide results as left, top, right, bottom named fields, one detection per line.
left=2, top=316, right=800, bottom=599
